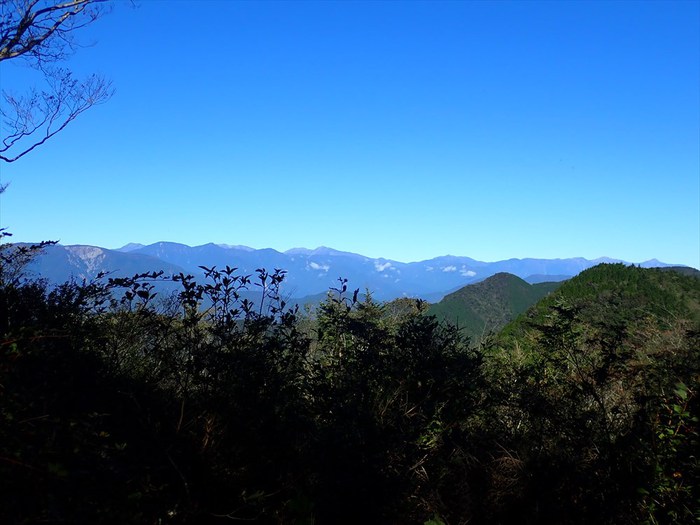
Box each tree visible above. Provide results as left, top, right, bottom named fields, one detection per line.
left=0, top=0, right=113, bottom=162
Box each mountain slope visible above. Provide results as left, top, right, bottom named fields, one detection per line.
left=25, top=244, right=188, bottom=284
left=427, top=273, right=561, bottom=342
left=501, top=264, right=700, bottom=342
left=482, top=269, right=700, bottom=525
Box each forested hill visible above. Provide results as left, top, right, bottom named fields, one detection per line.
left=482, top=263, right=700, bottom=523
left=427, top=272, right=561, bottom=342
left=501, top=263, right=700, bottom=340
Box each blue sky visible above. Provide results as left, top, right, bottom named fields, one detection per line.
left=1, top=0, right=698, bottom=266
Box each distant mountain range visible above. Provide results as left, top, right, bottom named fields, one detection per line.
left=22, top=241, right=683, bottom=302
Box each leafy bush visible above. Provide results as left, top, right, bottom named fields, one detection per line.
left=1, top=250, right=698, bottom=524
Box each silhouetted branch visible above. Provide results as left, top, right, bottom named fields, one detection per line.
left=0, top=0, right=114, bottom=162
left=0, top=68, right=112, bottom=161
left=0, top=0, right=109, bottom=64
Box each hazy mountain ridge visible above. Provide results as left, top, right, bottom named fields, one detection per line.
left=25, top=241, right=683, bottom=301
left=25, top=244, right=188, bottom=284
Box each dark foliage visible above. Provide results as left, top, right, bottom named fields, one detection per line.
left=1, top=248, right=698, bottom=524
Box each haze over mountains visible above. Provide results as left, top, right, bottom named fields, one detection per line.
left=24, top=241, right=683, bottom=302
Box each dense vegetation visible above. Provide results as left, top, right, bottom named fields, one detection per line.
left=427, top=272, right=561, bottom=343
left=1, top=238, right=698, bottom=524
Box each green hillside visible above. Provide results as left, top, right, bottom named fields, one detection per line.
left=501, top=263, right=700, bottom=341
left=657, top=265, right=700, bottom=278
left=484, top=263, right=700, bottom=524
left=427, top=272, right=561, bottom=342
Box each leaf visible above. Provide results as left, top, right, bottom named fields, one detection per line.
left=673, top=382, right=688, bottom=400
left=48, top=462, right=68, bottom=477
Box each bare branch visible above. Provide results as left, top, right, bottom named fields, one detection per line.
left=1, top=68, right=113, bottom=162
left=0, top=0, right=109, bottom=64
left=0, top=1, right=114, bottom=162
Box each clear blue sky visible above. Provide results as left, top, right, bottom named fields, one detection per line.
left=1, top=0, right=698, bottom=266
